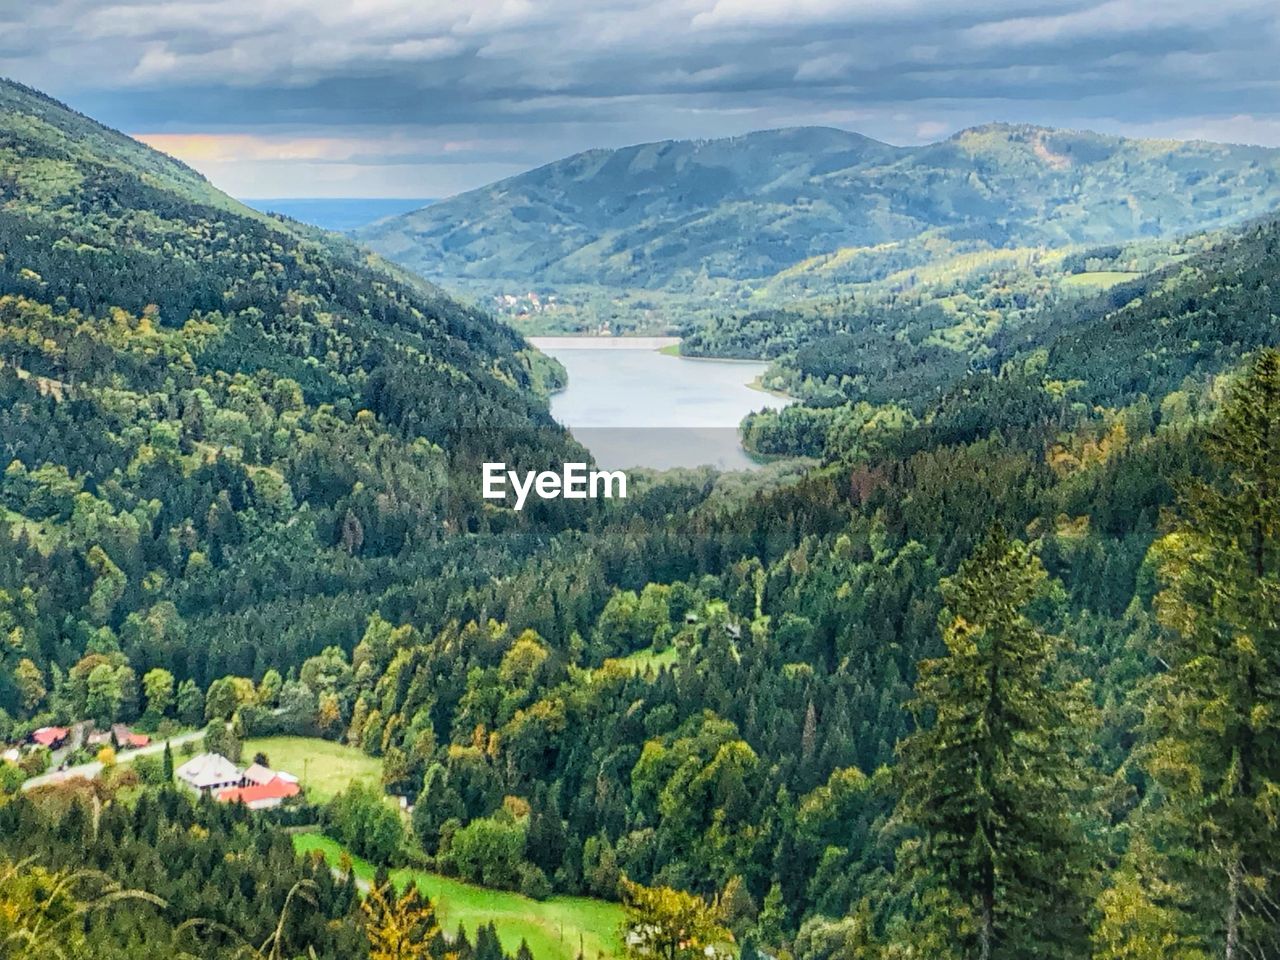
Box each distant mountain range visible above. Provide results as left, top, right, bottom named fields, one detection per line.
left=357, top=124, right=1280, bottom=329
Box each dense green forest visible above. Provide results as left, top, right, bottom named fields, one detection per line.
left=6, top=77, right=1280, bottom=960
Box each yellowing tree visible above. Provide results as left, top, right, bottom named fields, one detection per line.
left=621, top=878, right=732, bottom=960
left=361, top=881, right=444, bottom=960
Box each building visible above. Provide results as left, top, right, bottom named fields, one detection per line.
left=30, top=726, right=69, bottom=749
left=241, top=762, right=283, bottom=786
left=175, top=753, right=244, bottom=794
left=86, top=724, right=151, bottom=750
left=217, top=776, right=300, bottom=810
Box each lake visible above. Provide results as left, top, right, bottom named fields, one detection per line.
left=529, top=337, right=789, bottom=471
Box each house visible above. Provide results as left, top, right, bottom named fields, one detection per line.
left=211, top=760, right=301, bottom=809
left=175, top=753, right=244, bottom=794
left=113, top=724, right=150, bottom=749
left=217, top=776, right=300, bottom=810
left=30, top=726, right=69, bottom=749
left=87, top=724, right=148, bottom=749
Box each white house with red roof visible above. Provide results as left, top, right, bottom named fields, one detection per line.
left=217, top=775, right=301, bottom=810
left=176, top=753, right=301, bottom=808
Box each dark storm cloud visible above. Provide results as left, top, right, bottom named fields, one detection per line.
left=2, top=0, right=1277, bottom=195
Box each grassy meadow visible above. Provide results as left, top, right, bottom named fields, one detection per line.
left=294, top=834, right=626, bottom=960
left=242, top=736, right=382, bottom=802
left=1060, top=270, right=1142, bottom=290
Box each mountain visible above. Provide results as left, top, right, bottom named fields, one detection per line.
left=737, top=212, right=1280, bottom=459
left=0, top=75, right=584, bottom=693
left=358, top=124, right=1280, bottom=328
left=0, top=79, right=568, bottom=455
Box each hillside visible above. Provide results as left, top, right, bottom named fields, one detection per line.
left=736, top=212, right=1280, bottom=463
left=359, top=124, right=1280, bottom=329
left=0, top=79, right=568, bottom=440
left=0, top=75, right=586, bottom=692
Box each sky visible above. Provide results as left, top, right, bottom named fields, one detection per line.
left=2, top=0, right=1279, bottom=198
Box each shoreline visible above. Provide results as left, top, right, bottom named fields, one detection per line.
left=746, top=374, right=791, bottom=399
left=531, top=335, right=793, bottom=401
left=528, top=335, right=680, bottom=350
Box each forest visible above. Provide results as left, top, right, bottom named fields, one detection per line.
left=4, top=76, right=1280, bottom=960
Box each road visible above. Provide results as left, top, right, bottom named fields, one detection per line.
left=21, top=728, right=206, bottom=791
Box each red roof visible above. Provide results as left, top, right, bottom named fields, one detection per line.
left=126, top=733, right=151, bottom=748
left=32, top=727, right=69, bottom=747
left=217, top=776, right=300, bottom=806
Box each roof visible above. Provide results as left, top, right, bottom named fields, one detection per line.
left=112, top=724, right=148, bottom=747
left=86, top=725, right=148, bottom=748
left=242, top=762, right=276, bottom=785
left=217, top=776, right=300, bottom=807
left=175, top=753, right=242, bottom=788
left=31, top=727, right=69, bottom=747
left=243, top=762, right=298, bottom=785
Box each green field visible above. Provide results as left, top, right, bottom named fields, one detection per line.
left=242, top=736, right=382, bottom=803
left=295, top=834, right=625, bottom=960
left=1060, top=270, right=1141, bottom=290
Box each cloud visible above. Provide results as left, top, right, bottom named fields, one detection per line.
left=964, top=0, right=1269, bottom=47
left=1, top=0, right=1277, bottom=196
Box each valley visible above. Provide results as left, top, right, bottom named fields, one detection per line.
left=4, top=52, right=1280, bottom=960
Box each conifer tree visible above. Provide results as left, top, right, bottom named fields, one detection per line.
left=1145, top=349, right=1280, bottom=959
left=893, top=527, right=1096, bottom=960
left=474, top=921, right=505, bottom=960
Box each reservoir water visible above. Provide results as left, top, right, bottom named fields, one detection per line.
left=529, top=337, right=790, bottom=471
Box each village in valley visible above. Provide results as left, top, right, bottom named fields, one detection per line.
left=6, top=721, right=302, bottom=810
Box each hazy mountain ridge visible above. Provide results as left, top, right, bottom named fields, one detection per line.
left=360, top=123, right=1280, bottom=326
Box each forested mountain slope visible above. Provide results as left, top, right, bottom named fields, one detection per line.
left=734, top=213, right=1280, bottom=458
left=359, top=124, right=1280, bottom=327
left=694, top=215, right=1279, bottom=421
left=0, top=75, right=583, bottom=696
left=0, top=79, right=568, bottom=444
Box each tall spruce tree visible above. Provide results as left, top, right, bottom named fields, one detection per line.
left=893, top=527, right=1096, bottom=960
left=1145, top=349, right=1280, bottom=960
